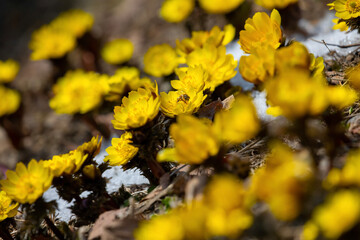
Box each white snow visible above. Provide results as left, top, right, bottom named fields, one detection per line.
left=94, top=137, right=149, bottom=193
left=43, top=187, right=74, bottom=222
left=226, top=42, right=273, bottom=121
left=300, top=12, right=360, bottom=58
left=43, top=135, right=148, bottom=222
left=251, top=91, right=274, bottom=122
left=226, top=41, right=254, bottom=91
left=227, top=39, right=273, bottom=121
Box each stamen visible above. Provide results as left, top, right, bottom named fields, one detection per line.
left=347, top=0, right=360, bottom=13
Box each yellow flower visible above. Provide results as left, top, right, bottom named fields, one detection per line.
left=239, top=45, right=275, bottom=84
left=176, top=24, right=235, bottom=60
left=101, top=39, right=134, bottom=65
left=221, top=25, right=236, bottom=46
left=50, top=9, right=94, bottom=37
left=301, top=221, right=319, bottom=240
left=241, top=42, right=314, bottom=85
left=239, top=9, right=282, bottom=54
left=198, top=0, right=245, bottom=14
left=206, top=207, right=252, bottom=238
left=104, top=132, right=139, bottom=166
left=326, top=85, right=358, bottom=109
left=74, top=135, right=102, bottom=158
left=144, top=44, right=179, bottom=77
left=106, top=67, right=139, bottom=99
left=0, top=191, right=18, bottom=221
left=205, top=175, right=248, bottom=212
left=29, top=25, right=76, bottom=60
left=255, top=0, right=298, bottom=9
left=346, top=63, right=360, bottom=90
left=186, top=44, right=237, bottom=91
left=106, top=67, right=153, bottom=101
left=135, top=212, right=184, bottom=240
left=42, top=136, right=101, bottom=176
left=179, top=203, right=211, bottom=239
left=136, top=174, right=253, bottom=239
left=82, top=164, right=99, bottom=179
left=267, top=65, right=356, bottom=118
left=309, top=54, right=325, bottom=78
left=114, top=66, right=140, bottom=79
left=266, top=105, right=283, bottom=117
left=332, top=18, right=349, bottom=31
left=135, top=175, right=253, bottom=239
left=329, top=0, right=360, bottom=20
left=213, top=95, right=260, bottom=144
left=49, top=70, right=109, bottom=114
left=0, top=59, right=20, bottom=83
left=275, top=42, right=310, bottom=73
left=42, top=151, right=88, bottom=177
left=157, top=115, right=220, bottom=164
left=112, top=83, right=160, bottom=130
left=118, top=66, right=141, bottom=80
left=265, top=69, right=329, bottom=119
left=1, top=160, right=53, bottom=204
left=171, top=66, right=208, bottom=93
left=126, top=78, right=152, bottom=93
left=160, top=0, right=195, bottom=23
left=135, top=204, right=209, bottom=240
left=160, top=89, right=207, bottom=117
left=312, top=190, right=360, bottom=239
left=324, top=149, right=360, bottom=188
left=160, top=66, right=209, bottom=117
left=0, top=85, right=21, bottom=117
left=204, top=175, right=253, bottom=238
left=250, top=142, right=313, bottom=221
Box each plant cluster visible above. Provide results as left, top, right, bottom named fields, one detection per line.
left=2, top=0, right=360, bottom=240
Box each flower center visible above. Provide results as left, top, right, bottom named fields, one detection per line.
left=347, top=0, right=360, bottom=13
left=25, top=182, right=36, bottom=194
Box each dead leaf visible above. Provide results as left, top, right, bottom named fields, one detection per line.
left=325, top=71, right=346, bottom=85
left=140, top=173, right=170, bottom=202
left=89, top=205, right=142, bottom=240
left=135, top=174, right=186, bottom=214
left=221, top=95, right=235, bottom=110
left=197, top=99, right=223, bottom=120
left=98, top=217, right=139, bottom=240
left=89, top=213, right=139, bottom=240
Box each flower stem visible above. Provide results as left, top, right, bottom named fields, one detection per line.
left=295, top=118, right=320, bottom=166
left=44, top=216, right=65, bottom=240
left=146, top=157, right=166, bottom=181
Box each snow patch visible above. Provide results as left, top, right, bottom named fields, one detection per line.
left=251, top=91, right=274, bottom=122
left=43, top=187, right=74, bottom=222
left=299, top=12, right=360, bottom=57
left=226, top=41, right=254, bottom=91
left=94, top=135, right=149, bottom=193
left=44, top=135, right=148, bottom=222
